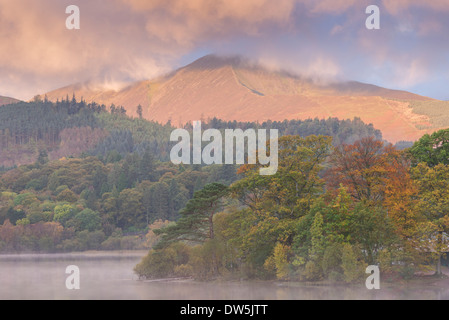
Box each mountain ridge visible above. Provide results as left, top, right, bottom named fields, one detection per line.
left=0, top=96, right=21, bottom=106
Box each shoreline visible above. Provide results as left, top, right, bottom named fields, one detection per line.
left=135, top=271, right=449, bottom=291
left=1, top=251, right=448, bottom=292
left=0, top=250, right=149, bottom=261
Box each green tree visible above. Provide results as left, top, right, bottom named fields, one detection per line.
left=92, top=164, right=108, bottom=197
left=409, top=129, right=449, bottom=167
left=412, top=163, right=449, bottom=275
left=118, top=188, right=144, bottom=230
left=229, top=135, right=332, bottom=277
left=137, top=104, right=143, bottom=119
left=348, top=204, right=396, bottom=265
left=168, top=179, right=189, bottom=221
left=6, top=207, right=26, bottom=226
left=101, top=191, right=120, bottom=227
left=155, top=183, right=229, bottom=248
left=309, top=212, right=325, bottom=264
left=56, top=188, right=78, bottom=203
left=53, top=204, right=76, bottom=226
left=231, top=135, right=332, bottom=218
left=341, top=243, right=366, bottom=283
left=134, top=242, right=190, bottom=279
left=36, top=149, right=49, bottom=166
left=71, top=208, right=101, bottom=232
left=150, top=182, right=170, bottom=220
left=139, top=149, right=156, bottom=182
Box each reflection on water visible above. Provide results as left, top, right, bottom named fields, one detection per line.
left=0, top=252, right=448, bottom=300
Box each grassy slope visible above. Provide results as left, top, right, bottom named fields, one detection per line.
left=0, top=96, right=20, bottom=106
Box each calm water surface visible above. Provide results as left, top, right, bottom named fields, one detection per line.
left=0, top=251, right=447, bottom=300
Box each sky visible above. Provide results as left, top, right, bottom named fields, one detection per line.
left=1, top=0, right=449, bottom=101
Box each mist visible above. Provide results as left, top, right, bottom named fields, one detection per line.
left=1, top=252, right=447, bottom=300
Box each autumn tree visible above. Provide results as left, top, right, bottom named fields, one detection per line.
left=326, top=137, right=398, bottom=204
left=382, top=151, right=430, bottom=272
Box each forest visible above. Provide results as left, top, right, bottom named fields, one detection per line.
left=0, top=96, right=386, bottom=169
left=135, top=129, right=449, bottom=283
left=0, top=97, right=442, bottom=283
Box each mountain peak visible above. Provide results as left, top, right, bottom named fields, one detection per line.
left=184, top=54, right=250, bottom=70
left=0, top=96, right=21, bottom=106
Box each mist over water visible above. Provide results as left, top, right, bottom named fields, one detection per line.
left=0, top=252, right=448, bottom=300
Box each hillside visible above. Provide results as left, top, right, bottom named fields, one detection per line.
left=0, top=98, right=383, bottom=168
left=45, top=80, right=151, bottom=119
left=43, top=55, right=444, bottom=144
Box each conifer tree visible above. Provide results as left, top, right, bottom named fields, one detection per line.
left=154, top=183, right=229, bottom=249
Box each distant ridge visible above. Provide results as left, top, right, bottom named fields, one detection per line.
left=43, top=54, right=440, bottom=143
left=0, top=96, right=20, bottom=106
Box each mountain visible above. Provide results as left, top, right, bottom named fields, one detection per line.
left=0, top=96, right=20, bottom=106
left=44, top=80, right=151, bottom=118
left=43, top=55, right=440, bottom=143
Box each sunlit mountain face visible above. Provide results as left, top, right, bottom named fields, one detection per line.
left=0, top=96, right=20, bottom=106
left=44, top=55, right=438, bottom=144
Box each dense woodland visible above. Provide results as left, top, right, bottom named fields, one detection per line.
left=1, top=98, right=444, bottom=283
left=135, top=129, right=449, bottom=283
left=0, top=153, right=236, bottom=252
left=0, top=97, right=387, bottom=169
left=0, top=96, right=174, bottom=168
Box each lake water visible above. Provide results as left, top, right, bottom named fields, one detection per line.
left=0, top=251, right=448, bottom=300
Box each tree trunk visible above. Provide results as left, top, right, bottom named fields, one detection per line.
left=436, top=231, right=443, bottom=276
left=209, top=213, right=214, bottom=240
left=437, top=255, right=442, bottom=276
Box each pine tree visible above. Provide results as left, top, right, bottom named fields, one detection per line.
left=154, top=183, right=229, bottom=248
left=139, top=149, right=156, bottom=182
left=36, top=149, right=49, bottom=166
left=137, top=104, right=143, bottom=119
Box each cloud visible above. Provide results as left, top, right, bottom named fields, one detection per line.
left=122, top=0, right=296, bottom=46
left=382, top=0, right=449, bottom=15
left=0, top=0, right=449, bottom=100
left=0, top=1, right=176, bottom=99
left=0, top=0, right=299, bottom=100
left=296, top=0, right=366, bottom=15
left=307, top=58, right=341, bottom=79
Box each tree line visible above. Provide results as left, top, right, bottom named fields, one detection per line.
left=0, top=98, right=389, bottom=168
